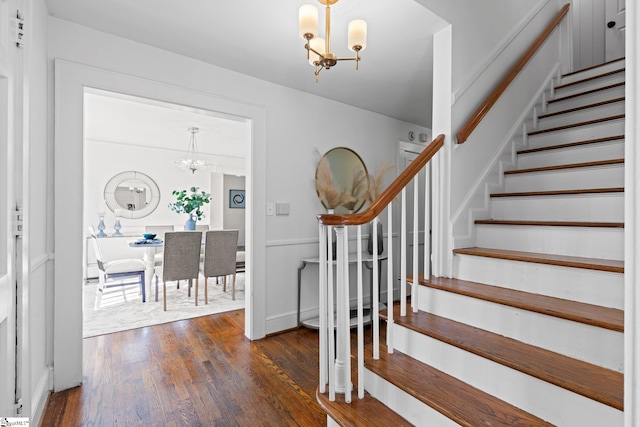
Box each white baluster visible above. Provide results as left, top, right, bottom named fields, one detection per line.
left=356, top=225, right=364, bottom=399
left=327, top=226, right=335, bottom=401
left=334, top=226, right=351, bottom=400
left=400, top=188, right=407, bottom=316
left=387, top=205, right=394, bottom=353
left=373, top=216, right=379, bottom=360
left=424, top=163, right=431, bottom=281
left=319, top=224, right=328, bottom=393
left=412, top=175, right=419, bottom=313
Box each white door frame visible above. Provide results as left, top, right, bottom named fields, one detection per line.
left=53, top=59, right=267, bottom=391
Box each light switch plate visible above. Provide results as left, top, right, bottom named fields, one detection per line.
left=266, top=203, right=275, bottom=216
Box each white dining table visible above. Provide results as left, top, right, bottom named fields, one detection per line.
left=128, top=239, right=163, bottom=302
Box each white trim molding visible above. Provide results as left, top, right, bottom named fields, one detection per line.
left=624, top=2, right=639, bottom=426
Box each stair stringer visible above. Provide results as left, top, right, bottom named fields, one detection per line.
left=452, top=64, right=559, bottom=248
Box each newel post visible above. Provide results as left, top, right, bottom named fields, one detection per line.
left=333, top=226, right=352, bottom=401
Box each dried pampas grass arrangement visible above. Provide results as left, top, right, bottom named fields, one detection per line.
left=367, top=161, right=395, bottom=203
left=341, top=168, right=369, bottom=212
left=315, top=156, right=347, bottom=210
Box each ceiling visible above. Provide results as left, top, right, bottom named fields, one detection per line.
left=84, top=88, right=251, bottom=176
left=46, top=0, right=448, bottom=128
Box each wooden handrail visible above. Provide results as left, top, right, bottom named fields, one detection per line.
left=317, top=134, right=445, bottom=226
left=456, top=3, right=570, bottom=144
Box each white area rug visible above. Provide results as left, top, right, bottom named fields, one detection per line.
left=83, top=274, right=245, bottom=338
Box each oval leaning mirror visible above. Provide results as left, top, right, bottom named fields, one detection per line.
left=104, top=171, right=160, bottom=219
left=315, top=147, right=369, bottom=214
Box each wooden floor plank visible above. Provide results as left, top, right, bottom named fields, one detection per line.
left=39, top=310, right=327, bottom=426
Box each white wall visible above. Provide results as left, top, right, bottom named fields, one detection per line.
left=83, top=138, right=218, bottom=232
left=26, top=0, right=52, bottom=424
left=48, top=15, right=428, bottom=374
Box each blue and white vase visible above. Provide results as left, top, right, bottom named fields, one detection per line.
left=184, top=214, right=196, bottom=231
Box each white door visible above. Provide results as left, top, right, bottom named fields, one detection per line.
left=0, top=0, right=22, bottom=417
left=605, top=0, right=625, bottom=61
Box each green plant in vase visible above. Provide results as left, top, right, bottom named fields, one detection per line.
left=168, top=187, right=212, bottom=230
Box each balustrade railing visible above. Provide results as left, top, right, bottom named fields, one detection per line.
left=316, top=135, right=444, bottom=401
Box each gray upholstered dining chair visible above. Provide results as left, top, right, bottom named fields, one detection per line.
left=201, top=230, right=240, bottom=302
left=88, top=227, right=146, bottom=309
left=154, top=231, right=203, bottom=311
left=195, top=224, right=210, bottom=231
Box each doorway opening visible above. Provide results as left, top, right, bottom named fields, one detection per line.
left=81, top=88, right=250, bottom=337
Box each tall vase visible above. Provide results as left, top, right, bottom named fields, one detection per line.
left=184, top=214, right=196, bottom=231
left=96, top=212, right=107, bottom=237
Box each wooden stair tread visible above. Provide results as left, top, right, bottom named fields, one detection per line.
left=490, top=187, right=624, bottom=198
left=382, top=307, right=624, bottom=410
left=504, top=158, right=624, bottom=175
left=528, top=114, right=625, bottom=135
left=415, top=276, right=623, bottom=332
left=562, top=58, right=624, bottom=77
left=364, top=341, right=553, bottom=426
left=453, top=247, right=624, bottom=273
left=538, top=97, right=624, bottom=119
left=475, top=219, right=623, bottom=228
left=555, top=68, right=624, bottom=90
left=518, top=135, right=624, bottom=155
left=547, top=82, right=625, bottom=104
left=317, top=388, right=412, bottom=427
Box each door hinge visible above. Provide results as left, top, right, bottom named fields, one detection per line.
left=13, top=207, right=23, bottom=238
left=14, top=398, right=23, bottom=415
left=15, top=10, right=25, bottom=48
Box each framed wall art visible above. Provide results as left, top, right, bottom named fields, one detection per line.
left=229, top=189, right=245, bottom=208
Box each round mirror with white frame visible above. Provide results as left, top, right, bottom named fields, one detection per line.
left=104, top=171, right=160, bottom=219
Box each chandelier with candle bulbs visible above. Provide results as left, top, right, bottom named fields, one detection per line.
left=175, top=127, right=211, bottom=174
left=299, top=0, right=367, bottom=82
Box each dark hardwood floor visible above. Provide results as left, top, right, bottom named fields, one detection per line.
left=40, top=310, right=328, bottom=426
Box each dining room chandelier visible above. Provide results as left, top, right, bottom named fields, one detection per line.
left=175, top=127, right=211, bottom=174
left=299, top=0, right=367, bottom=82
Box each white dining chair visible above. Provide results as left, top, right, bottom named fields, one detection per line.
left=88, top=227, right=147, bottom=309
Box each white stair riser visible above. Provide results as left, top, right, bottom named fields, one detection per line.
left=392, top=325, right=624, bottom=426
left=490, top=193, right=624, bottom=222
left=504, top=165, right=624, bottom=192
left=545, top=85, right=625, bottom=114
left=553, top=73, right=625, bottom=98
left=517, top=140, right=624, bottom=169
left=416, top=286, right=623, bottom=371
left=526, top=119, right=624, bottom=148
left=536, top=101, right=624, bottom=130
left=453, top=254, right=624, bottom=309
left=364, top=370, right=459, bottom=427
left=559, top=62, right=624, bottom=85
left=475, top=224, right=623, bottom=260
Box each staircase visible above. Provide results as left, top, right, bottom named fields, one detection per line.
left=320, top=60, right=626, bottom=426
